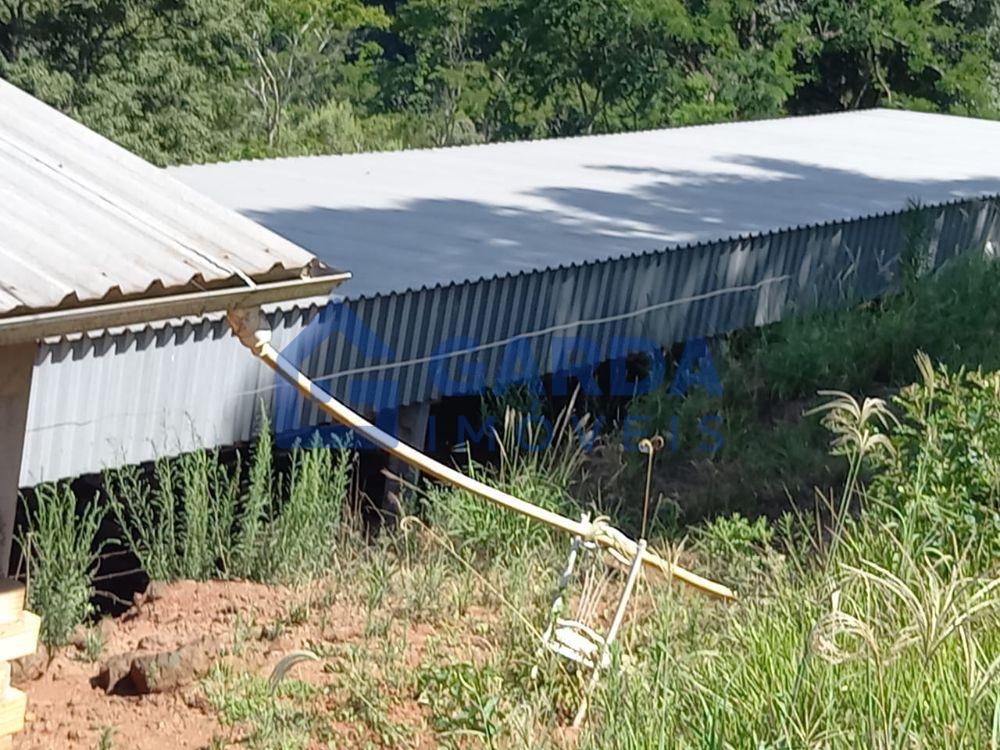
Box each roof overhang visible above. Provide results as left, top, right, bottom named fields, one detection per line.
left=0, top=272, right=350, bottom=346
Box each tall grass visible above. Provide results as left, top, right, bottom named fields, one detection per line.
left=576, top=359, right=1000, bottom=749
left=105, top=449, right=240, bottom=581
left=105, top=421, right=352, bottom=584
left=19, top=483, right=106, bottom=645
left=256, top=437, right=352, bottom=582
left=422, top=399, right=590, bottom=560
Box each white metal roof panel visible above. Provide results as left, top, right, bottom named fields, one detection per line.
left=171, top=109, right=1000, bottom=299
left=0, top=79, right=327, bottom=317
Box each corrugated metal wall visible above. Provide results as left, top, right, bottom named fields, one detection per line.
left=21, top=196, right=1000, bottom=485
left=22, top=309, right=316, bottom=485
left=277, top=196, right=1000, bottom=429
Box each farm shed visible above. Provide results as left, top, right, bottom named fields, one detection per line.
left=0, top=79, right=348, bottom=572
left=12, top=104, right=1000, bottom=496
left=171, top=109, right=1000, bottom=437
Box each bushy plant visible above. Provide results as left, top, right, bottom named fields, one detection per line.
left=106, top=418, right=353, bottom=583
left=105, top=449, right=240, bottom=581
left=259, top=437, right=352, bottom=582
left=424, top=404, right=586, bottom=559
left=19, top=483, right=106, bottom=645
left=865, top=353, right=1000, bottom=568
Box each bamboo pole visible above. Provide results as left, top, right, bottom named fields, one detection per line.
left=228, top=310, right=735, bottom=601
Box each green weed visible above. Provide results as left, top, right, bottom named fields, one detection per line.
left=19, top=482, right=106, bottom=646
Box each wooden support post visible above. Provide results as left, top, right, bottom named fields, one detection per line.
left=0, top=343, right=34, bottom=577
left=0, top=581, right=39, bottom=744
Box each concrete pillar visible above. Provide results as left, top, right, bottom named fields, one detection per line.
left=383, top=400, right=431, bottom=519
left=0, top=344, right=35, bottom=577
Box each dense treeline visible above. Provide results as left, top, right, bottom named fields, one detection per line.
left=1, top=0, right=997, bottom=165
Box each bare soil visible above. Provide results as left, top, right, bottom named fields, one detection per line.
left=13, top=574, right=515, bottom=750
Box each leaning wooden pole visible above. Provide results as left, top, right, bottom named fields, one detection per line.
left=228, top=309, right=735, bottom=601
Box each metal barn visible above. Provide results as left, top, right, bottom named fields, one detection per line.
left=8, top=95, right=1000, bottom=496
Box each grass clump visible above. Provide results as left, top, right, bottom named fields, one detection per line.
left=105, top=411, right=352, bottom=584
left=19, top=482, right=106, bottom=646
left=105, top=449, right=241, bottom=582
left=423, top=404, right=589, bottom=560
left=203, top=662, right=323, bottom=750
left=256, top=437, right=352, bottom=582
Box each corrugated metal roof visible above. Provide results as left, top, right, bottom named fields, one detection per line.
left=171, top=109, right=1000, bottom=300
left=0, top=79, right=330, bottom=318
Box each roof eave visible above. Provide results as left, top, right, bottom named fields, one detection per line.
left=0, top=272, right=351, bottom=346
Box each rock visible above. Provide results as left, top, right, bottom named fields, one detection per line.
left=128, top=636, right=223, bottom=694
left=68, top=624, right=89, bottom=650
left=145, top=580, right=169, bottom=602
left=12, top=647, right=49, bottom=682
left=137, top=634, right=170, bottom=651
left=94, top=653, right=134, bottom=694
left=133, top=580, right=170, bottom=609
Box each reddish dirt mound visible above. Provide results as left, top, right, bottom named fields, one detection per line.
left=16, top=580, right=299, bottom=749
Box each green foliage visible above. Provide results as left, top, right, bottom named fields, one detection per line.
left=693, top=511, right=773, bottom=562
left=258, top=437, right=352, bottom=582
left=580, top=357, right=1000, bottom=750
left=3, top=0, right=997, bottom=163
left=630, top=251, right=1000, bottom=519
left=204, top=662, right=323, bottom=749
left=106, top=427, right=352, bottom=584
left=865, top=354, right=1000, bottom=567
left=105, top=449, right=241, bottom=581
left=790, top=0, right=997, bottom=115
left=19, top=482, right=106, bottom=646
left=417, top=661, right=507, bottom=745
left=423, top=404, right=586, bottom=559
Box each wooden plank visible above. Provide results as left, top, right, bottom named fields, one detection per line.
left=0, top=687, right=27, bottom=737
left=0, top=612, right=39, bottom=663
left=0, top=664, right=10, bottom=692
left=0, top=583, right=23, bottom=625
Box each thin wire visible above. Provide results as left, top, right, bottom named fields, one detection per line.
left=226, top=272, right=792, bottom=399
left=311, top=274, right=792, bottom=385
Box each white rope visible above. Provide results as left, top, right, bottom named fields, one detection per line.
left=310, top=273, right=792, bottom=384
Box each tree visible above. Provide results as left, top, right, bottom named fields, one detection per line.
left=0, top=0, right=252, bottom=164
left=388, top=0, right=494, bottom=146
left=790, top=0, right=997, bottom=115
left=241, top=0, right=388, bottom=148
left=492, top=0, right=805, bottom=137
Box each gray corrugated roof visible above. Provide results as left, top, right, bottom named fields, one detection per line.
left=171, top=108, right=1000, bottom=300
left=0, top=79, right=330, bottom=318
